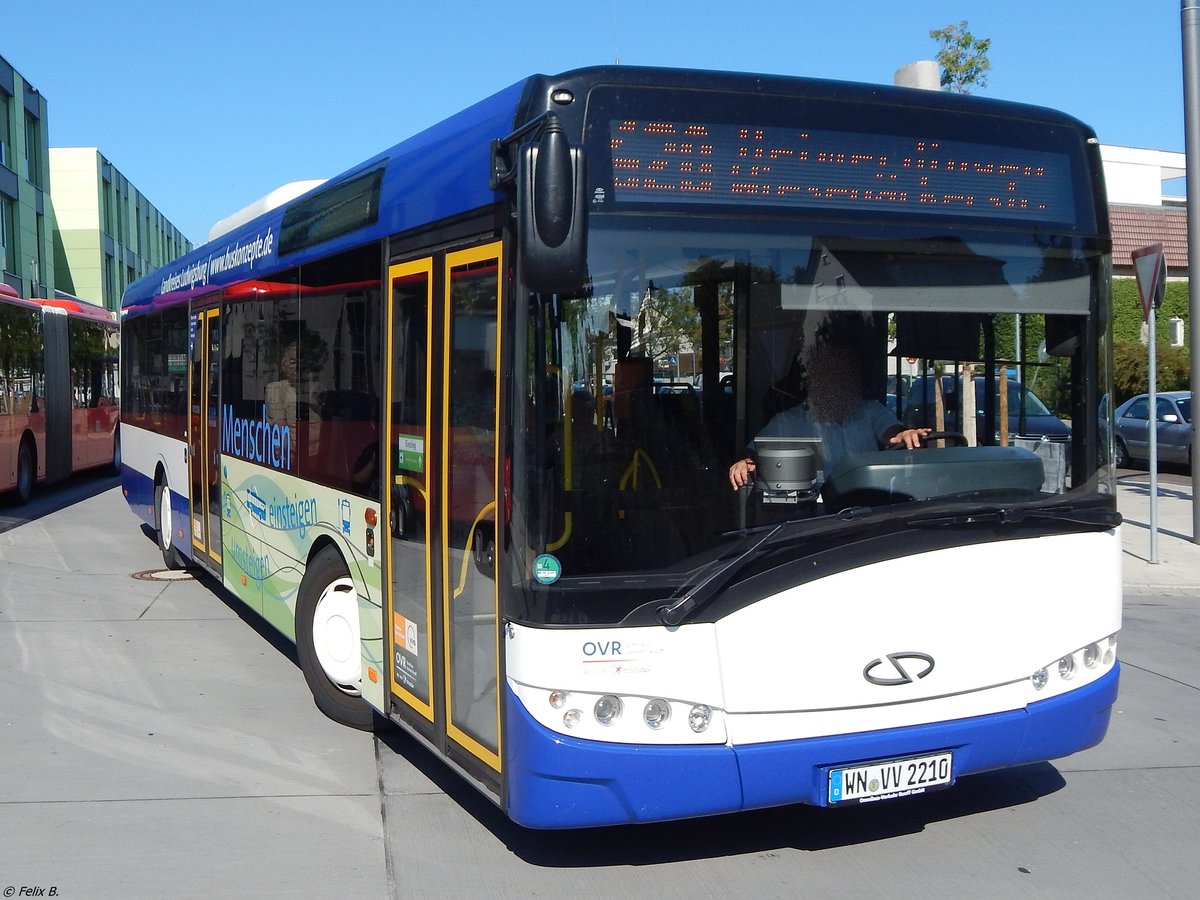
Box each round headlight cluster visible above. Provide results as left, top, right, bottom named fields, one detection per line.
left=643, top=698, right=671, bottom=729
left=1031, top=633, right=1117, bottom=690
left=547, top=691, right=713, bottom=734
left=688, top=704, right=713, bottom=733
left=594, top=695, right=623, bottom=726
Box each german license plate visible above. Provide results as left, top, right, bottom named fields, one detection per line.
left=828, top=751, right=953, bottom=804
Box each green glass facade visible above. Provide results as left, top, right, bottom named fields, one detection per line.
left=0, top=54, right=52, bottom=299
left=1, top=52, right=192, bottom=311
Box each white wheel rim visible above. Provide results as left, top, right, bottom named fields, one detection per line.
left=312, top=577, right=362, bottom=694
left=159, top=489, right=172, bottom=547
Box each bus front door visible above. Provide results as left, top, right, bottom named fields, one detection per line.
left=385, top=244, right=502, bottom=785
left=189, top=307, right=222, bottom=570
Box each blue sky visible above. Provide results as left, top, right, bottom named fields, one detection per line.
left=6, top=1, right=1188, bottom=245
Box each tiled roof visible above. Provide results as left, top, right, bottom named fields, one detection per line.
left=1110, top=204, right=1188, bottom=271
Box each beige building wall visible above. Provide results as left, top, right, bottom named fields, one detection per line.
left=49, top=147, right=192, bottom=311
left=48, top=147, right=102, bottom=301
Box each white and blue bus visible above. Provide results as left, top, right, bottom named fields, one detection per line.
left=121, top=66, right=1121, bottom=828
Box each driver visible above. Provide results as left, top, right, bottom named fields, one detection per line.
left=729, top=341, right=929, bottom=490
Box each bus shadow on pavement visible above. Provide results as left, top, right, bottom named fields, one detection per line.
left=139, top=540, right=302, bottom=666
left=376, top=723, right=1066, bottom=862
left=0, top=474, right=120, bottom=531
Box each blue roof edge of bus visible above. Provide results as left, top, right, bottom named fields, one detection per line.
left=123, top=64, right=1100, bottom=313
left=521, top=63, right=1099, bottom=133
left=122, top=76, right=530, bottom=312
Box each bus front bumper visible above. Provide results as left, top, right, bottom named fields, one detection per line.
left=503, top=664, right=1119, bottom=829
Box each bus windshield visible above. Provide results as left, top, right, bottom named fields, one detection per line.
left=513, top=217, right=1109, bottom=625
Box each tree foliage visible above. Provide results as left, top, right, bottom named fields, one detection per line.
left=930, top=20, right=991, bottom=94
left=1113, top=337, right=1191, bottom=399
left=1111, top=278, right=1192, bottom=402
left=638, top=285, right=701, bottom=374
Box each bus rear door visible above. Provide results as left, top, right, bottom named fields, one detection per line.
left=189, top=306, right=223, bottom=571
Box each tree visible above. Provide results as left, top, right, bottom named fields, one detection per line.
left=930, top=20, right=991, bottom=94
left=637, top=285, right=700, bottom=375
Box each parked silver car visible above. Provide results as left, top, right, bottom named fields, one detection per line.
left=1113, top=391, right=1193, bottom=468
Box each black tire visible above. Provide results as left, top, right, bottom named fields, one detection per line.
left=155, top=480, right=185, bottom=570
left=1114, top=437, right=1130, bottom=470
left=110, top=430, right=122, bottom=475
left=14, top=439, right=35, bottom=505
left=296, top=546, right=376, bottom=730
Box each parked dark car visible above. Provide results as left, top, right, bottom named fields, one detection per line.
left=901, top=375, right=1071, bottom=442
left=1113, top=391, right=1192, bottom=468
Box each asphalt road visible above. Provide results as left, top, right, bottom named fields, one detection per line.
left=1, top=477, right=1197, bottom=899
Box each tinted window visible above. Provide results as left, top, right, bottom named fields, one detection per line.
left=68, top=318, right=118, bottom=410
left=121, top=305, right=189, bottom=438
left=1126, top=399, right=1150, bottom=420
left=220, top=245, right=382, bottom=496
left=0, top=302, right=43, bottom=417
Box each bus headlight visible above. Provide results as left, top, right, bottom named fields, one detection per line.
left=643, top=698, right=671, bottom=730
left=688, top=704, right=713, bottom=733
left=594, top=695, right=623, bottom=725
left=1032, top=633, right=1118, bottom=694
left=1058, top=655, right=1076, bottom=680
left=515, top=685, right=725, bottom=743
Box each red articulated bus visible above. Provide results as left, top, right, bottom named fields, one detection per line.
left=0, top=283, right=120, bottom=503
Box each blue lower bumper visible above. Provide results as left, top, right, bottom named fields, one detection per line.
left=504, top=664, right=1119, bottom=829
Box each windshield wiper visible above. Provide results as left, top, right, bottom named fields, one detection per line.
left=658, top=505, right=885, bottom=625
left=657, top=523, right=784, bottom=626
left=906, top=504, right=1122, bottom=529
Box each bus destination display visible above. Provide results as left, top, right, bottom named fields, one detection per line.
left=606, top=119, right=1076, bottom=224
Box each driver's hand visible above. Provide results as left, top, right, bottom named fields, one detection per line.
left=729, top=457, right=756, bottom=490
left=888, top=427, right=931, bottom=450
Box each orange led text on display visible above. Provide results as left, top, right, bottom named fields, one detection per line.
left=606, top=119, right=1071, bottom=221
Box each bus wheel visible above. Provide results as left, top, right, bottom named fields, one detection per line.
left=296, top=546, right=376, bottom=730
left=155, top=480, right=185, bottom=570
left=1114, top=437, right=1130, bottom=470
left=110, top=431, right=122, bottom=475
left=15, top=439, right=35, bottom=504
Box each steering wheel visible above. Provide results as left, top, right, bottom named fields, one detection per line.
left=887, top=430, right=969, bottom=449
left=919, top=430, right=969, bottom=447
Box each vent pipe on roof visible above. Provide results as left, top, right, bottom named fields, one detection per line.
left=894, top=60, right=940, bottom=91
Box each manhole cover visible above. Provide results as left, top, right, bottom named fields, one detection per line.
left=131, top=568, right=194, bottom=582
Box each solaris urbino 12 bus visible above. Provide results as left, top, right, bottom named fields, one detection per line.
left=120, top=66, right=1121, bottom=828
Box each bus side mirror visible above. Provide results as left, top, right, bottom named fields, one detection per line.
left=517, top=125, right=587, bottom=293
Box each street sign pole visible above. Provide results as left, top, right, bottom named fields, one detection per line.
left=1133, top=243, right=1167, bottom=564
left=1149, top=303, right=1159, bottom=564
left=1183, top=0, right=1200, bottom=544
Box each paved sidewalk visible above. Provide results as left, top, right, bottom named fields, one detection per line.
left=1118, top=474, right=1200, bottom=592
